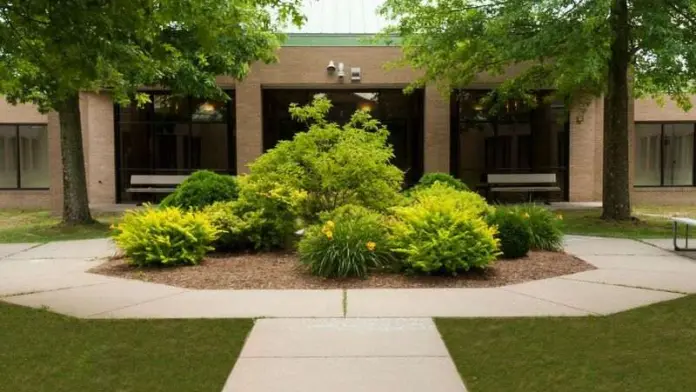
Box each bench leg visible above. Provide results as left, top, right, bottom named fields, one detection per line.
left=687, top=225, right=690, bottom=249
left=674, top=221, right=680, bottom=251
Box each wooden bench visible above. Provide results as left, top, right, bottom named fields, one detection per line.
left=672, top=217, right=696, bottom=251
left=487, top=173, right=561, bottom=202
left=126, top=175, right=189, bottom=194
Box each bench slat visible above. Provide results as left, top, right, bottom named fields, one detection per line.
left=130, top=175, right=189, bottom=186
left=487, top=173, right=556, bottom=184
left=673, top=217, right=696, bottom=225
left=126, top=187, right=176, bottom=193
left=490, top=186, right=561, bottom=192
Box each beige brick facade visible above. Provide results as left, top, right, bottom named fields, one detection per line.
left=3, top=47, right=696, bottom=210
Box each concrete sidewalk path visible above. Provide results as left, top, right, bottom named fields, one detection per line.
left=223, top=318, right=467, bottom=392
left=0, top=236, right=693, bottom=318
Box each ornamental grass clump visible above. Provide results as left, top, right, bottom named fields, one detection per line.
left=503, top=203, right=564, bottom=251
left=298, top=207, right=393, bottom=279
left=112, top=205, right=218, bottom=267
left=390, top=184, right=500, bottom=275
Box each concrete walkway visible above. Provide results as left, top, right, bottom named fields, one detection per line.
left=2, top=235, right=696, bottom=391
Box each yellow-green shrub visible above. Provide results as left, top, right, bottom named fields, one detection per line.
left=390, top=184, right=499, bottom=275
left=202, top=201, right=251, bottom=251
left=112, top=205, right=218, bottom=266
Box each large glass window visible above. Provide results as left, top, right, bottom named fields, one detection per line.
left=451, top=90, right=569, bottom=201
left=635, top=123, right=695, bottom=186
left=0, top=124, right=49, bottom=189
left=116, top=92, right=235, bottom=203
left=262, top=89, right=424, bottom=184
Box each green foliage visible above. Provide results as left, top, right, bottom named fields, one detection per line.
left=379, top=0, right=696, bottom=108
left=246, top=96, right=404, bottom=222
left=408, top=183, right=492, bottom=218
left=503, top=204, right=564, bottom=251
left=232, top=176, right=300, bottom=251
left=160, top=170, right=239, bottom=210
left=112, top=205, right=217, bottom=267
left=390, top=184, right=500, bottom=275
left=488, top=209, right=531, bottom=259
left=0, top=0, right=304, bottom=111
left=414, top=172, right=469, bottom=192
left=299, top=208, right=393, bottom=278
left=202, top=201, right=250, bottom=251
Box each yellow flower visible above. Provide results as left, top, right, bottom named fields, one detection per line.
left=326, top=220, right=335, bottom=229
left=366, top=241, right=376, bottom=251
left=523, top=213, right=530, bottom=219
left=325, top=230, right=333, bottom=240
left=557, top=214, right=563, bottom=220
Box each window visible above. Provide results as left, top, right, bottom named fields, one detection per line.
left=634, top=123, right=695, bottom=186
left=0, top=124, right=49, bottom=189
left=262, top=89, right=424, bottom=184
left=116, top=92, right=235, bottom=203
left=452, top=90, right=570, bottom=201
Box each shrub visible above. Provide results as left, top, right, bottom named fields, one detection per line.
left=488, top=209, right=531, bottom=259
left=504, top=204, right=564, bottom=251
left=408, top=183, right=493, bottom=218
left=299, top=207, right=393, bottom=278
left=202, top=201, right=251, bottom=251
left=246, top=96, right=404, bottom=222
left=414, top=172, right=469, bottom=192
left=160, top=170, right=239, bottom=210
left=390, top=184, right=500, bottom=275
left=112, top=205, right=218, bottom=266
left=232, top=177, right=301, bottom=250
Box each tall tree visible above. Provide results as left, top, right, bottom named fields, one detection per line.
left=380, top=0, right=696, bottom=220
left=0, top=0, right=303, bottom=224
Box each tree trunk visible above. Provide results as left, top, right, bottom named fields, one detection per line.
left=602, top=0, right=631, bottom=220
left=57, top=93, right=94, bottom=225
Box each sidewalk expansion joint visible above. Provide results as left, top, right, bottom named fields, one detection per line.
left=87, top=289, right=190, bottom=318
left=558, top=276, right=689, bottom=295
left=0, top=282, right=111, bottom=299
left=499, top=287, right=600, bottom=316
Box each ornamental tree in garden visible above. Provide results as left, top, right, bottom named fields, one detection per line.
left=0, top=0, right=303, bottom=224
left=380, top=0, right=696, bottom=220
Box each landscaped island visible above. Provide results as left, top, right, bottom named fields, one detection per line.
left=99, top=97, right=589, bottom=287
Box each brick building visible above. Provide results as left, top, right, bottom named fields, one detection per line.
left=0, top=1, right=694, bottom=211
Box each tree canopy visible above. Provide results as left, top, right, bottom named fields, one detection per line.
left=0, top=0, right=303, bottom=223
left=380, top=0, right=696, bottom=219
left=0, top=0, right=303, bottom=109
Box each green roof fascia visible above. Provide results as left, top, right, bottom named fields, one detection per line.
left=283, top=34, right=401, bottom=47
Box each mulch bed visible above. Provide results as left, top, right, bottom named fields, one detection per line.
left=90, top=251, right=595, bottom=290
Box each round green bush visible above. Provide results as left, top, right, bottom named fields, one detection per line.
left=160, top=170, right=239, bottom=210
left=390, top=184, right=499, bottom=275
left=298, top=208, right=393, bottom=278
left=489, top=210, right=531, bottom=259
left=112, top=205, right=218, bottom=267
left=413, top=172, right=469, bottom=192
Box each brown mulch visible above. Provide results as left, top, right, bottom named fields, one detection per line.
left=90, top=251, right=595, bottom=290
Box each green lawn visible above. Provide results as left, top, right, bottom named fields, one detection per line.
left=0, top=302, right=252, bottom=392
left=437, top=295, right=696, bottom=392
left=0, top=210, right=120, bottom=243
left=561, top=209, right=673, bottom=238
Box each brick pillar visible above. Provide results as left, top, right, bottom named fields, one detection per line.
left=569, top=98, right=602, bottom=201
left=82, top=92, right=116, bottom=205
left=423, top=85, right=450, bottom=173
left=235, top=82, right=263, bottom=174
